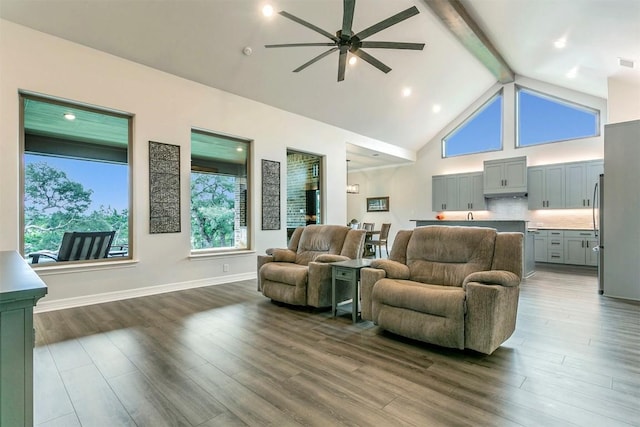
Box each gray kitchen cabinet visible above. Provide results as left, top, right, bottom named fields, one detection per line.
left=0, top=251, right=47, bottom=427
left=433, top=171, right=485, bottom=211
left=458, top=172, right=486, bottom=210
left=564, top=230, right=598, bottom=266
left=432, top=174, right=459, bottom=211
left=564, top=160, right=603, bottom=208
left=547, top=230, right=564, bottom=263
left=528, top=164, right=565, bottom=209
left=530, top=230, right=548, bottom=262
left=483, top=156, right=527, bottom=196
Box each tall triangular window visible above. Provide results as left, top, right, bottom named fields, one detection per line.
left=517, top=87, right=599, bottom=147
left=442, top=90, right=503, bottom=158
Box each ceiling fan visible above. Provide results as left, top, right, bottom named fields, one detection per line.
left=265, top=0, right=425, bottom=82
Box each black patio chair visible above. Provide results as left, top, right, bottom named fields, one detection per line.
left=28, top=231, right=116, bottom=264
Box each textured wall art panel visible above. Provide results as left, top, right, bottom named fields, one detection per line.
left=262, top=159, right=280, bottom=230
left=149, top=141, right=181, bottom=233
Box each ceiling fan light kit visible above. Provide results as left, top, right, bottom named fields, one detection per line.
left=265, top=0, right=425, bottom=82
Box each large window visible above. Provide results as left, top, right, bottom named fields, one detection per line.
left=442, top=91, right=503, bottom=158
left=190, top=129, right=250, bottom=251
left=21, top=94, right=131, bottom=264
left=517, top=87, right=599, bottom=147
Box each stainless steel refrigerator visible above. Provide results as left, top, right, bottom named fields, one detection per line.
left=593, top=174, right=604, bottom=294
left=598, top=120, right=640, bottom=300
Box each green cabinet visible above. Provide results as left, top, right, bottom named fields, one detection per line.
left=0, top=251, right=47, bottom=427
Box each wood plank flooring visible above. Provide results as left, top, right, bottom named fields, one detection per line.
left=33, top=264, right=640, bottom=426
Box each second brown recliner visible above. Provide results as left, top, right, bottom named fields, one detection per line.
left=360, top=225, right=523, bottom=355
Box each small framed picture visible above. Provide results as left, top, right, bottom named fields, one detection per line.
left=366, top=196, right=389, bottom=212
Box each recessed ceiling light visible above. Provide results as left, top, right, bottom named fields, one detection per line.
left=432, top=104, right=442, bottom=113
left=402, top=87, right=412, bottom=97
left=262, top=4, right=274, bottom=17
left=348, top=56, right=357, bottom=66
left=554, top=37, right=566, bottom=49
left=63, top=112, right=76, bottom=121
left=566, top=66, right=578, bottom=79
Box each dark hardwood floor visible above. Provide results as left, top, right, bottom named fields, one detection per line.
left=33, top=264, right=640, bottom=426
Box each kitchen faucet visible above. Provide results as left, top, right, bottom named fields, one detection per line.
left=467, top=211, right=474, bottom=220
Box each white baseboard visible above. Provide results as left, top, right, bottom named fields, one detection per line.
left=34, top=272, right=257, bottom=313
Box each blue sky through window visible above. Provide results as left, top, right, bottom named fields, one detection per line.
left=443, top=92, right=503, bottom=157
left=518, top=88, right=598, bottom=146
left=25, top=154, right=128, bottom=212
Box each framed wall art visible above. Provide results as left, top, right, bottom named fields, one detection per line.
left=262, top=159, right=280, bottom=230
left=149, top=141, right=181, bottom=233
left=366, top=196, right=389, bottom=212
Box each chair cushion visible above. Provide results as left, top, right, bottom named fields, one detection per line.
left=372, top=279, right=465, bottom=316
left=261, top=262, right=308, bottom=287
left=407, top=226, right=496, bottom=287
left=372, top=278, right=466, bottom=349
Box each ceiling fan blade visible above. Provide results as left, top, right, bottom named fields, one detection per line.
left=354, top=6, right=420, bottom=41
left=265, top=42, right=336, bottom=48
left=359, top=41, right=425, bottom=50
left=351, top=49, right=392, bottom=74
left=342, top=0, right=356, bottom=37
left=337, top=46, right=348, bottom=81
left=279, top=11, right=339, bottom=42
left=293, top=47, right=339, bottom=73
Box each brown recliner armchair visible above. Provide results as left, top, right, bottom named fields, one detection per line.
left=360, top=225, right=523, bottom=355
left=258, top=225, right=366, bottom=307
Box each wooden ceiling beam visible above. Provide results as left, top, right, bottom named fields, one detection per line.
left=421, top=0, right=515, bottom=83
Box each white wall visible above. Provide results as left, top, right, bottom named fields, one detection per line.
left=0, top=21, right=388, bottom=306
left=607, top=77, right=640, bottom=123
left=348, top=76, right=607, bottom=244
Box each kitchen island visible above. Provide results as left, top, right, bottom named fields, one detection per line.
left=411, top=220, right=534, bottom=277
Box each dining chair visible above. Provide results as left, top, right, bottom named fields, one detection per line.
left=368, top=223, right=391, bottom=258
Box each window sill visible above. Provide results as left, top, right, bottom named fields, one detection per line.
left=189, top=249, right=255, bottom=260
left=32, top=258, right=139, bottom=276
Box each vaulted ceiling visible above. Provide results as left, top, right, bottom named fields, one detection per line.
left=2, top=0, right=638, bottom=170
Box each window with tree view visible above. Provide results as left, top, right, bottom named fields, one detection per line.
left=191, top=130, right=249, bottom=251
left=22, top=95, right=131, bottom=264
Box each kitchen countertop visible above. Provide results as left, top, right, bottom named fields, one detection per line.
left=528, top=227, right=595, bottom=231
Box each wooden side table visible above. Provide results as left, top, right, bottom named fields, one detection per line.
left=331, top=259, right=371, bottom=323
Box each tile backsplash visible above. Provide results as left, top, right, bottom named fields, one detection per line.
left=441, top=197, right=596, bottom=229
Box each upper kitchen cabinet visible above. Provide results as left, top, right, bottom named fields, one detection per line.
left=528, top=164, right=565, bottom=209
left=432, top=171, right=485, bottom=211
left=483, top=156, right=527, bottom=197
left=432, top=174, right=459, bottom=211
left=458, top=172, right=486, bottom=211
left=564, top=160, right=603, bottom=208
